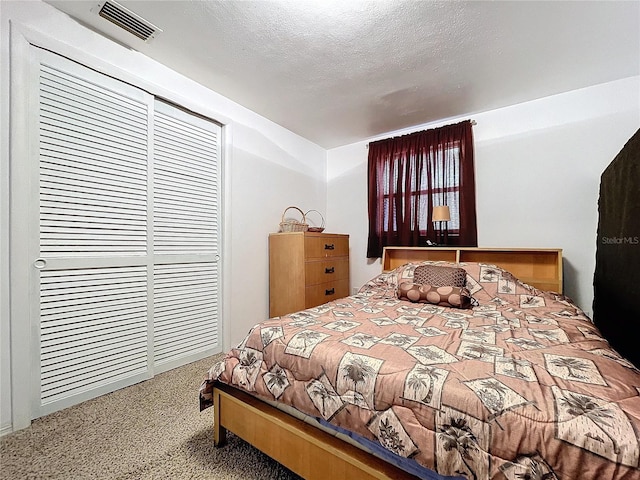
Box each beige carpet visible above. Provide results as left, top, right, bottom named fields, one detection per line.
left=0, top=354, right=301, bottom=479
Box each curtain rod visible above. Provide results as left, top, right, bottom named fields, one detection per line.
left=365, top=119, right=477, bottom=148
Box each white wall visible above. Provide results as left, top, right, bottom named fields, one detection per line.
left=328, top=76, right=640, bottom=316
left=0, top=0, right=326, bottom=433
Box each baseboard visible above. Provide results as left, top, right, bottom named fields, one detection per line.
left=1, top=422, right=13, bottom=437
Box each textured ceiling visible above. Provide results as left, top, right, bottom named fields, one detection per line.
left=45, top=0, right=640, bottom=149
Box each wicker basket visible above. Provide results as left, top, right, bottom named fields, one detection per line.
left=279, top=206, right=308, bottom=232
left=305, top=210, right=325, bottom=233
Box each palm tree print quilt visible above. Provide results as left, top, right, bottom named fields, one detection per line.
left=200, top=262, right=640, bottom=480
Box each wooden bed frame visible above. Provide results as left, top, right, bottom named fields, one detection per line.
left=211, top=246, right=563, bottom=480
left=212, top=382, right=419, bottom=480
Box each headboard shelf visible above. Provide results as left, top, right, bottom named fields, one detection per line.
left=381, top=246, right=563, bottom=293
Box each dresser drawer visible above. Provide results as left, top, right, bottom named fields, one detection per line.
left=304, top=235, right=349, bottom=258
left=305, top=279, right=349, bottom=308
left=305, top=258, right=349, bottom=286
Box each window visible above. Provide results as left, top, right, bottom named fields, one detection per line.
left=367, top=121, right=477, bottom=258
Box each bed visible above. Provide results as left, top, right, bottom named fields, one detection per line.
left=200, top=248, right=640, bottom=480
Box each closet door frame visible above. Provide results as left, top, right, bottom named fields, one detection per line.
left=8, top=24, right=229, bottom=431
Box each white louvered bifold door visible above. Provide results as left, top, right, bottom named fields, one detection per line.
left=27, top=49, right=222, bottom=419
left=34, top=49, right=154, bottom=416
left=152, top=100, right=221, bottom=372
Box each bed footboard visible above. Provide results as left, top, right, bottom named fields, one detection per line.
left=211, top=383, right=419, bottom=480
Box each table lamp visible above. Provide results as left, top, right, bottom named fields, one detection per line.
left=432, top=205, right=450, bottom=245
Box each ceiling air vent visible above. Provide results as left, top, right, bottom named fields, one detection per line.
left=97, top=0, right=162, bottom=42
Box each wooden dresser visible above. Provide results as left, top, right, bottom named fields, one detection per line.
left=269, top=232, right=349, bottom=317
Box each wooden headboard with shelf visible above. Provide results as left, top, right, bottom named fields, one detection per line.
left=381, top=247, right=563, bottom=293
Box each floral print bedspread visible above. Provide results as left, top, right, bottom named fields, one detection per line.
left=200, top=262, right=640, bottom=480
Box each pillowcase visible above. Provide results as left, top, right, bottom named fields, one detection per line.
left=413, top=264, right=467, bottom=287
left=397, top=282, right=472, bottom=309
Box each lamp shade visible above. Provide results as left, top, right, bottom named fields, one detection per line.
left=432, top=205, right=451, bottom=222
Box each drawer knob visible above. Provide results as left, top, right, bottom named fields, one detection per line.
left=325, top=267, right=335, bottom=274
left=325, top=288, right=335, bottom=296
left=324, top=244, right=335, bottom=250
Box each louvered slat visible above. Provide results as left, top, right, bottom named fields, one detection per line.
left=153, top=109, right=218, bottom=255
left=40, top=152, right=147, bottom=178
left=42, top=356, right=148, bottom=401
left=39, top=63, right=148, bottom=257
left=40, top=65, right=148, bottom=125
left=41, top=179, right=146, bottom=203
left=40, top=266, right=148, bottom=405
left=154, top=175, right=216, bottom=195
left=41, top=204, right=146, bottom=223
left=41, top=167, right=145, bottom=188
left=153, top=262, right=218, bottom=365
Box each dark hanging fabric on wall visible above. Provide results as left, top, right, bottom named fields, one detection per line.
left=593, top=128, right=640, bottom=368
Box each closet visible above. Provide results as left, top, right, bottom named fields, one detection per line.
left=15, top=47, right=222, bottom=417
